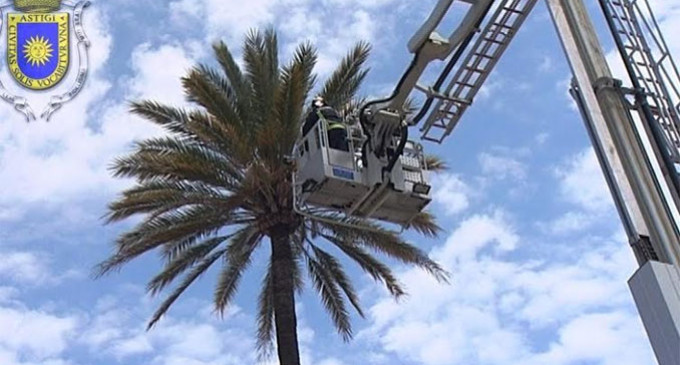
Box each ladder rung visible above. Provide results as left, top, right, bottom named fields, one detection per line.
left=428, top=121, right=447, bottom=130
left=490, top=22, right=514, bottom=31
left=421, top=135, right=441, bottom=143
left=433, top=116, right=454, bottom=125
left=618, top=30, right=636, bottom=36
left=454, top=81, right=477, bottom=88
left=432, top=118, right=447, bottom=127
left=501, top=7, right=524, bottom=15
left=463, top=66, right=486, bottom=73
left=483, top=37, right=505, bottom=45
left=473, top=52, right=494, bottom=59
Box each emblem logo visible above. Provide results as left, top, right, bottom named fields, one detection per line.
left=8, top=11, right=69, bottom=90
left=0, top=0, right=90, bottom=120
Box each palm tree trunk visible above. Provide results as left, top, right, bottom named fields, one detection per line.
left=270, top=224, right=301, bottom=365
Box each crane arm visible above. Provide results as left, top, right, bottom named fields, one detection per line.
left=360, top=0, right=538, bottom=164
left=346, top=0, right=539, bottom=220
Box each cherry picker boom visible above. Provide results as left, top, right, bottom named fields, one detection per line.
left=294, top=1, right=680, bottom=362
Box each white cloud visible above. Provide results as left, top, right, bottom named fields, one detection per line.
left=526, top=312, right=653, bottom=365
left=169, top=0, right=283, bottom=45
left=0, top=207, right=23, bottom=222
left=511, top=242, right=636, bottom=328
left=556, top=76, right=578, bottom=112
left=479, top=152, right=527, bottom=181
left=477, top=78, right=503, bottom=101
left=78, top=294, right=266, bottom=365
left=169, top=0, right=399, bottom=78
left=360, top=212, right=651, bottom=365
left=432, top=174, right=470, bottom=215
left=556, top=148, right=613, bottom=212
left=127, top=43, right=198, bottom=104
left=535, top=132, right=549, bottom=145
left=0, top=252, right=53, bottom=285
left=539, top=55, right=553, bottom=73
left=434, top=211, right=519, bottom=264
left=544, top=211, right=596, bottom=235
left=0, top=306, right=78, bottom=363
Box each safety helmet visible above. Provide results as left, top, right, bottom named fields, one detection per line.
left=312, top=96, right=325, bottom=108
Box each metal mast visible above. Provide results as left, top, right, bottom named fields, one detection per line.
left=546, top=0, right=680, bottom=363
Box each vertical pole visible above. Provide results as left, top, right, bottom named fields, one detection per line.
left=545, top=1, right=680, bottom=363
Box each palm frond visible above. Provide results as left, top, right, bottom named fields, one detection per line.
left=212, top=40, right=252, bottom=122
left=214, top=225, right=263, bottom=313
left=196, top=64, right=232, bottom=96
left=302, top=244, right=353, bottom=340
left=147, top=235, right=227, bottom=295
left=116, top=135, right=241, bottom=180
left=243, top=28, right=280, bottom=127
left=320, top=41, right=371, bottom=108
left=185, top=111, right=255, bottom=167
left=182, top=67, right=245, bottom=137
left=160, top=219, right=253, bottom=261
left=405, top=211, right=442, bottom=237
left=320, top=232, right=405, bottom=297
left=147, top=247, right=227, bottom=329
left=96, top=205, right=232, bottom=276
left=267, top=42, right=317, bottom=162
left=105, top=180, right=229, bottom=223
left=309, top=243, right=364, bottom=318
left=425, top=154, right=448, bottom=172
left=256, top=261, right=275, bottom=359
left=129, top=101, right=193, bottom=138
left=313, top=216, right=450, bottom=283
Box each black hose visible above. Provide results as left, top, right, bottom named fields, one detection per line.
left=359, top=51, right=423, bottom=164
left=384, top=124, right=409, bottom=175
left=360, top=51, right=422, bottom=131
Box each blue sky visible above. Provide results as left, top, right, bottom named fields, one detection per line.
left=0, top=0, right=678, bottom=364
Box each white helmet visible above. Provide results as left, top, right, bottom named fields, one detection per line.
left=312, top=96, right=325, bottom=108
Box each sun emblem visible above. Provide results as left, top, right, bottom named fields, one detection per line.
left=23, top=36, right=54, bottom=67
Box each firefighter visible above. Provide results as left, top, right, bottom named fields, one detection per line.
left=302, top=96, right=349, bottom=151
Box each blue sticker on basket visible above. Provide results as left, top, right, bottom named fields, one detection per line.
left=332, top=167, right=354, bottom=180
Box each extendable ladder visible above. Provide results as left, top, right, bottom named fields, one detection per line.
left=420, top=0, right=539, bottom=143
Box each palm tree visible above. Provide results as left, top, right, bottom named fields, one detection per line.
left=97, top=28, right=448, bottom=365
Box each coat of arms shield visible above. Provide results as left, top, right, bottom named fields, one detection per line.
left=0, top=0, right=90, bottom=120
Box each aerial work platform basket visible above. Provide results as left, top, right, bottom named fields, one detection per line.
left=294, top=117, right=432, bottom=226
